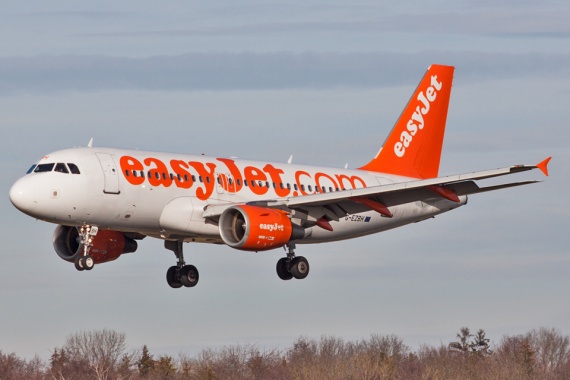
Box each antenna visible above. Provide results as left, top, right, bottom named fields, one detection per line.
left=287, top=155, right=293, bottom=164
left=87, top=138, right=93, bottom=148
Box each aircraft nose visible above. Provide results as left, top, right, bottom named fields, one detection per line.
left=9, top=177, right=39, bottom=215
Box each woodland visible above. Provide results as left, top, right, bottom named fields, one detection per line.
left=1, top=327, right=570, bottom=379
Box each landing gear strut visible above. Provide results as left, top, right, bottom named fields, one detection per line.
left=276, top=242, right=310, bottom=281
left=74, top=225, right=96, bottom=271
left=165, top=240, right=199, bottom=288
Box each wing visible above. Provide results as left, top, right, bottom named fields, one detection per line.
left=203, top=158, right=551, bottom=224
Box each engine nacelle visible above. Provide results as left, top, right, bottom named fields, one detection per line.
left=219, top=205, right=305, bottom=251
left=53, top=225, right=138, bottom=265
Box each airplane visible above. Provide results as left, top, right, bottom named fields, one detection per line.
left=9, top=64, right=551, bottom=288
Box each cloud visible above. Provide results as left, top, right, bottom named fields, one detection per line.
left=1, top=51, right=569, bottom=94
left=76, top=8, right=570, bottom=39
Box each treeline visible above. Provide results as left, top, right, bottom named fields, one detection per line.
left=1, top=327, right=570, bottom=379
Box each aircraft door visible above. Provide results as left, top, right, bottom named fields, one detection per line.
left=216, top=173, right=235, bottom=196
left=96, top=153, right=120, bottom=194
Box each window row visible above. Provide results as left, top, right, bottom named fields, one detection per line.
left=124, top=169, right=347, bottom=193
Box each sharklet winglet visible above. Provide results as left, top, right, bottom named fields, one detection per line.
left=536, top=157, right=551, bottom=176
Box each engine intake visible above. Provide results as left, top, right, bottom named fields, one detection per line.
left=53, top=225, right=137, bottom=264
left=219, top=205, right=305, bottom=251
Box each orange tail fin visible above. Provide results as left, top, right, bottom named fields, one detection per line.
left=359, top=64, right=455, bottom=179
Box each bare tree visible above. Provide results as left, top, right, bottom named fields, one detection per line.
left=0, top=350, right=44, bottom=380
left=57, top=329, right=134, bottom=380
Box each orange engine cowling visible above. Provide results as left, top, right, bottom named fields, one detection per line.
left=53, top=225, right=138, bottom=264
left=219, top=205, right=305, bottom=251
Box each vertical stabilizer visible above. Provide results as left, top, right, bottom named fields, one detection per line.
left=359, top=64, right=455, bottom=179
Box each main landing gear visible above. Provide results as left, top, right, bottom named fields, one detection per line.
left=165, top=240, right=199, bottom=288
left=276, top=242, right=310, bottom=281
left=74, top=225, right=96, bottom=271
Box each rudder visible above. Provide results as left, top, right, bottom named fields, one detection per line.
left=359, top=64, right=455, bottom=179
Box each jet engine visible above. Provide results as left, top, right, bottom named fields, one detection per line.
left=219, top=205, right=305, bottom=251
left=53, top=225, right=138, bottom=265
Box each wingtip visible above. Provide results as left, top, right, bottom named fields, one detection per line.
left=536, top=157, right=552, bottom=176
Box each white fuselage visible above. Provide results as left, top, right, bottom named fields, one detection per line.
left=10, top=147, right=466, bottom=246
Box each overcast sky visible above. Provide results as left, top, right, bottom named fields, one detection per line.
left=1, top=1, right=569, bottom=360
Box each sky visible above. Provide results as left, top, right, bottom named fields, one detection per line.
left=1, top=0, right=569, bottom=360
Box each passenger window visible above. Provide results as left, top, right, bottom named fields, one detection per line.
left=125, top=170, right=130, bottom=177
left=244, top=180, right=248, bottom=187
left=192, top=175, right=196, bottom=182
left=35, top=163, right=55, bottom=173
left=133, top=171, right=138, bottom=178
left=236, top=179, right=241, bottom=186
left=141, top=171, right=145, bottom=178
left=287, top=183, right=291, bottom=190
left=308, top=185, right=312, bottom=192
left=67, top=163, right=80, bottom=174
left=217, top=177, right=222, bottom=185
left=301, top=184, right=305, bottom=191
left=251, top=181, right=256, bottom=188
left=294, top=184, right=298, bottom=191
left=206, top=177, right=211, bottom=184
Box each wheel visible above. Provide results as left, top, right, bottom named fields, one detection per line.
left=276, top=258, right=293, bottom=280
left=166, top=266, right=183, bottom=289
left=82, top=255, right=94, bottom=271
left=290, top=256, right=309, bottom=279
left=74, top=257, right=85, bottom=271
left=179, top=265, right=199, bottom=287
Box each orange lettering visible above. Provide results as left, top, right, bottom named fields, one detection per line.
left=315, top=172, right=339, bottom=192
left=263, top=164, right=290, bottom=197
left=120, top=156, right=145, bottom=186
left=144, top=157, right=172, bottom=187
left=295, top=171, right=312, bottom=195
left=244, top=166, right=268, bottom=195
left=335, top=174, right=366, bottom=190
left=189, top=161, right=216, bottom=200
left=170, top=160, right=193, bottom=189
left=217, top=158, right=243, bottom=193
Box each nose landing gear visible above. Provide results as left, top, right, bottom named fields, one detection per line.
left=74, top=225, right=96, bottom=271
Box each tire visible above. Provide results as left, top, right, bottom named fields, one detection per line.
left=166, top=266, right=183, bottom=289
left=74, top=257, right=85, bottom=271
left=276, top=258, right=293, bottom=280
left=180, top=265, right=199, bottom=288
left=290, top=256, right=309, bottom=279
left=82, top=255, right=95, bottom=271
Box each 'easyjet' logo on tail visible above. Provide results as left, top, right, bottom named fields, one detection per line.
left=394, top=75, right=443, bottom=158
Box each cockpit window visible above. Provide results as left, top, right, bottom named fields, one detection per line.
left=27, top=165, right=36, bottom=174
left=67, top=163, right=80, bottom=174
left=54, top=163, right=69, bottom=173
left=34, top=163, right=55, bottom=173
